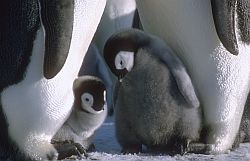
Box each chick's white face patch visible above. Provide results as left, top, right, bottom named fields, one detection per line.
left=115, top=51, right=134, bottom=71
left=103, top=90, right=106, bottom=102
left=81, top=92, right=104, bottom=114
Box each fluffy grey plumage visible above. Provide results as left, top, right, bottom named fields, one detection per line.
left=104, top=29, right=201, bottom=154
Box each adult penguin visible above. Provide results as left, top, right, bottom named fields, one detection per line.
left=0, top=0, right=106, bottom=160
left=136, top=0, right=250, bottom=154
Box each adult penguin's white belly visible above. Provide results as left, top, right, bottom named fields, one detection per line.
left=0, top=0, right=106, bottom=160
left=93, top=0, right=136, bottom=51
left=137, top=0, right=250, bottom=153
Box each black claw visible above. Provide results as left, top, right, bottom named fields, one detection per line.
left=173, top=139, right=189, bottom=155
left=87, top=143, right=96, bottom=152
left=121, top=144, right=142, bottom=154
left=74, top=142, right=88, bottom=158
left=46, top=151, right=58, bottom=161
left=180, top=140, right=189, bottom=155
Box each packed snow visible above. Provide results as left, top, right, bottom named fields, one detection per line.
left=62, top=117, right=250, bottom=161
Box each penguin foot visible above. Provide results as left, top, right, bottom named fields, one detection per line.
left=180, top=140, right=189, bottom=155
left=87, top=143, right=96, bottom=152
left=202, top=144, right=231, bottom=155
left=187, top=142, right=213, bottom=154
left=121, top=144, right=142, bottom=154
left=52, top=140, right=88, bottom=160
left=170, top=139, right=190, bottom=155
left=147, top=139, right=190, bottom=156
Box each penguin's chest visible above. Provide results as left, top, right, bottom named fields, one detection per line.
left=137, top=0, right=250, bottom=121
left=138, top=0, right=218, bottom=64
left=0, top=28, right=79, bottom=139
left=1, top=76, right=75, bottom=142
left=120, top=70, right=180, bottom=145
left=120, top=56, right=178, bottom=121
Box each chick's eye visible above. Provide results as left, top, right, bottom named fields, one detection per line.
left=81, top=93, right=94, bottom=108
left=115, top=51, right=134, bottom=71
left=120, top=60, right=123, bottom=66
left=115, top=54, right=126, bottom=70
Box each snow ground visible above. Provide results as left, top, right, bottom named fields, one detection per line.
left=64, top=117, right=250, bottom=161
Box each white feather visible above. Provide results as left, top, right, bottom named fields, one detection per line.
left=115, top=51, right=134, bottom=71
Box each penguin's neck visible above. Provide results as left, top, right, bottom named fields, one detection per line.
left=67, top=107, right=107, bottom=138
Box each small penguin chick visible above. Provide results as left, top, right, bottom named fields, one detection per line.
left=104, top=29, right=201, bottom=155
left=52, top=75, right=107, bottom=159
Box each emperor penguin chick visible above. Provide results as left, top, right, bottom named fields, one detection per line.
left=104, top=29, right=201, bottom=154
left=52, top=76, right=107, bottom=159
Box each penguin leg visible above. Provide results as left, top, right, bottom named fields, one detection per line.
left=121, top=144, right=142, bottom=154
left=115, top=117, right=142, bottom=154
left=116, top=123, right=142, bottom=154
left=117, top=125, right=142, bottom=154
left=166, top=138, right=190, bottom=156
left=177, top=139, right=190, bottom=155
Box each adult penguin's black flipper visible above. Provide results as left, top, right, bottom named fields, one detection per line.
left=39, top=0, right=74, bottom=79
left=211, top=0, right=238, bottom=55
left=211, top=0, right=250, bottom=55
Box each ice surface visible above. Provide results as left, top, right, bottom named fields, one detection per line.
left=63, top=117, right=250, bottom=161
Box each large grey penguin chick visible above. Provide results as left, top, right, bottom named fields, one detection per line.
left=52, top=76, right=107, bottom=159
left=104, top=29, right=201, bottom=155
